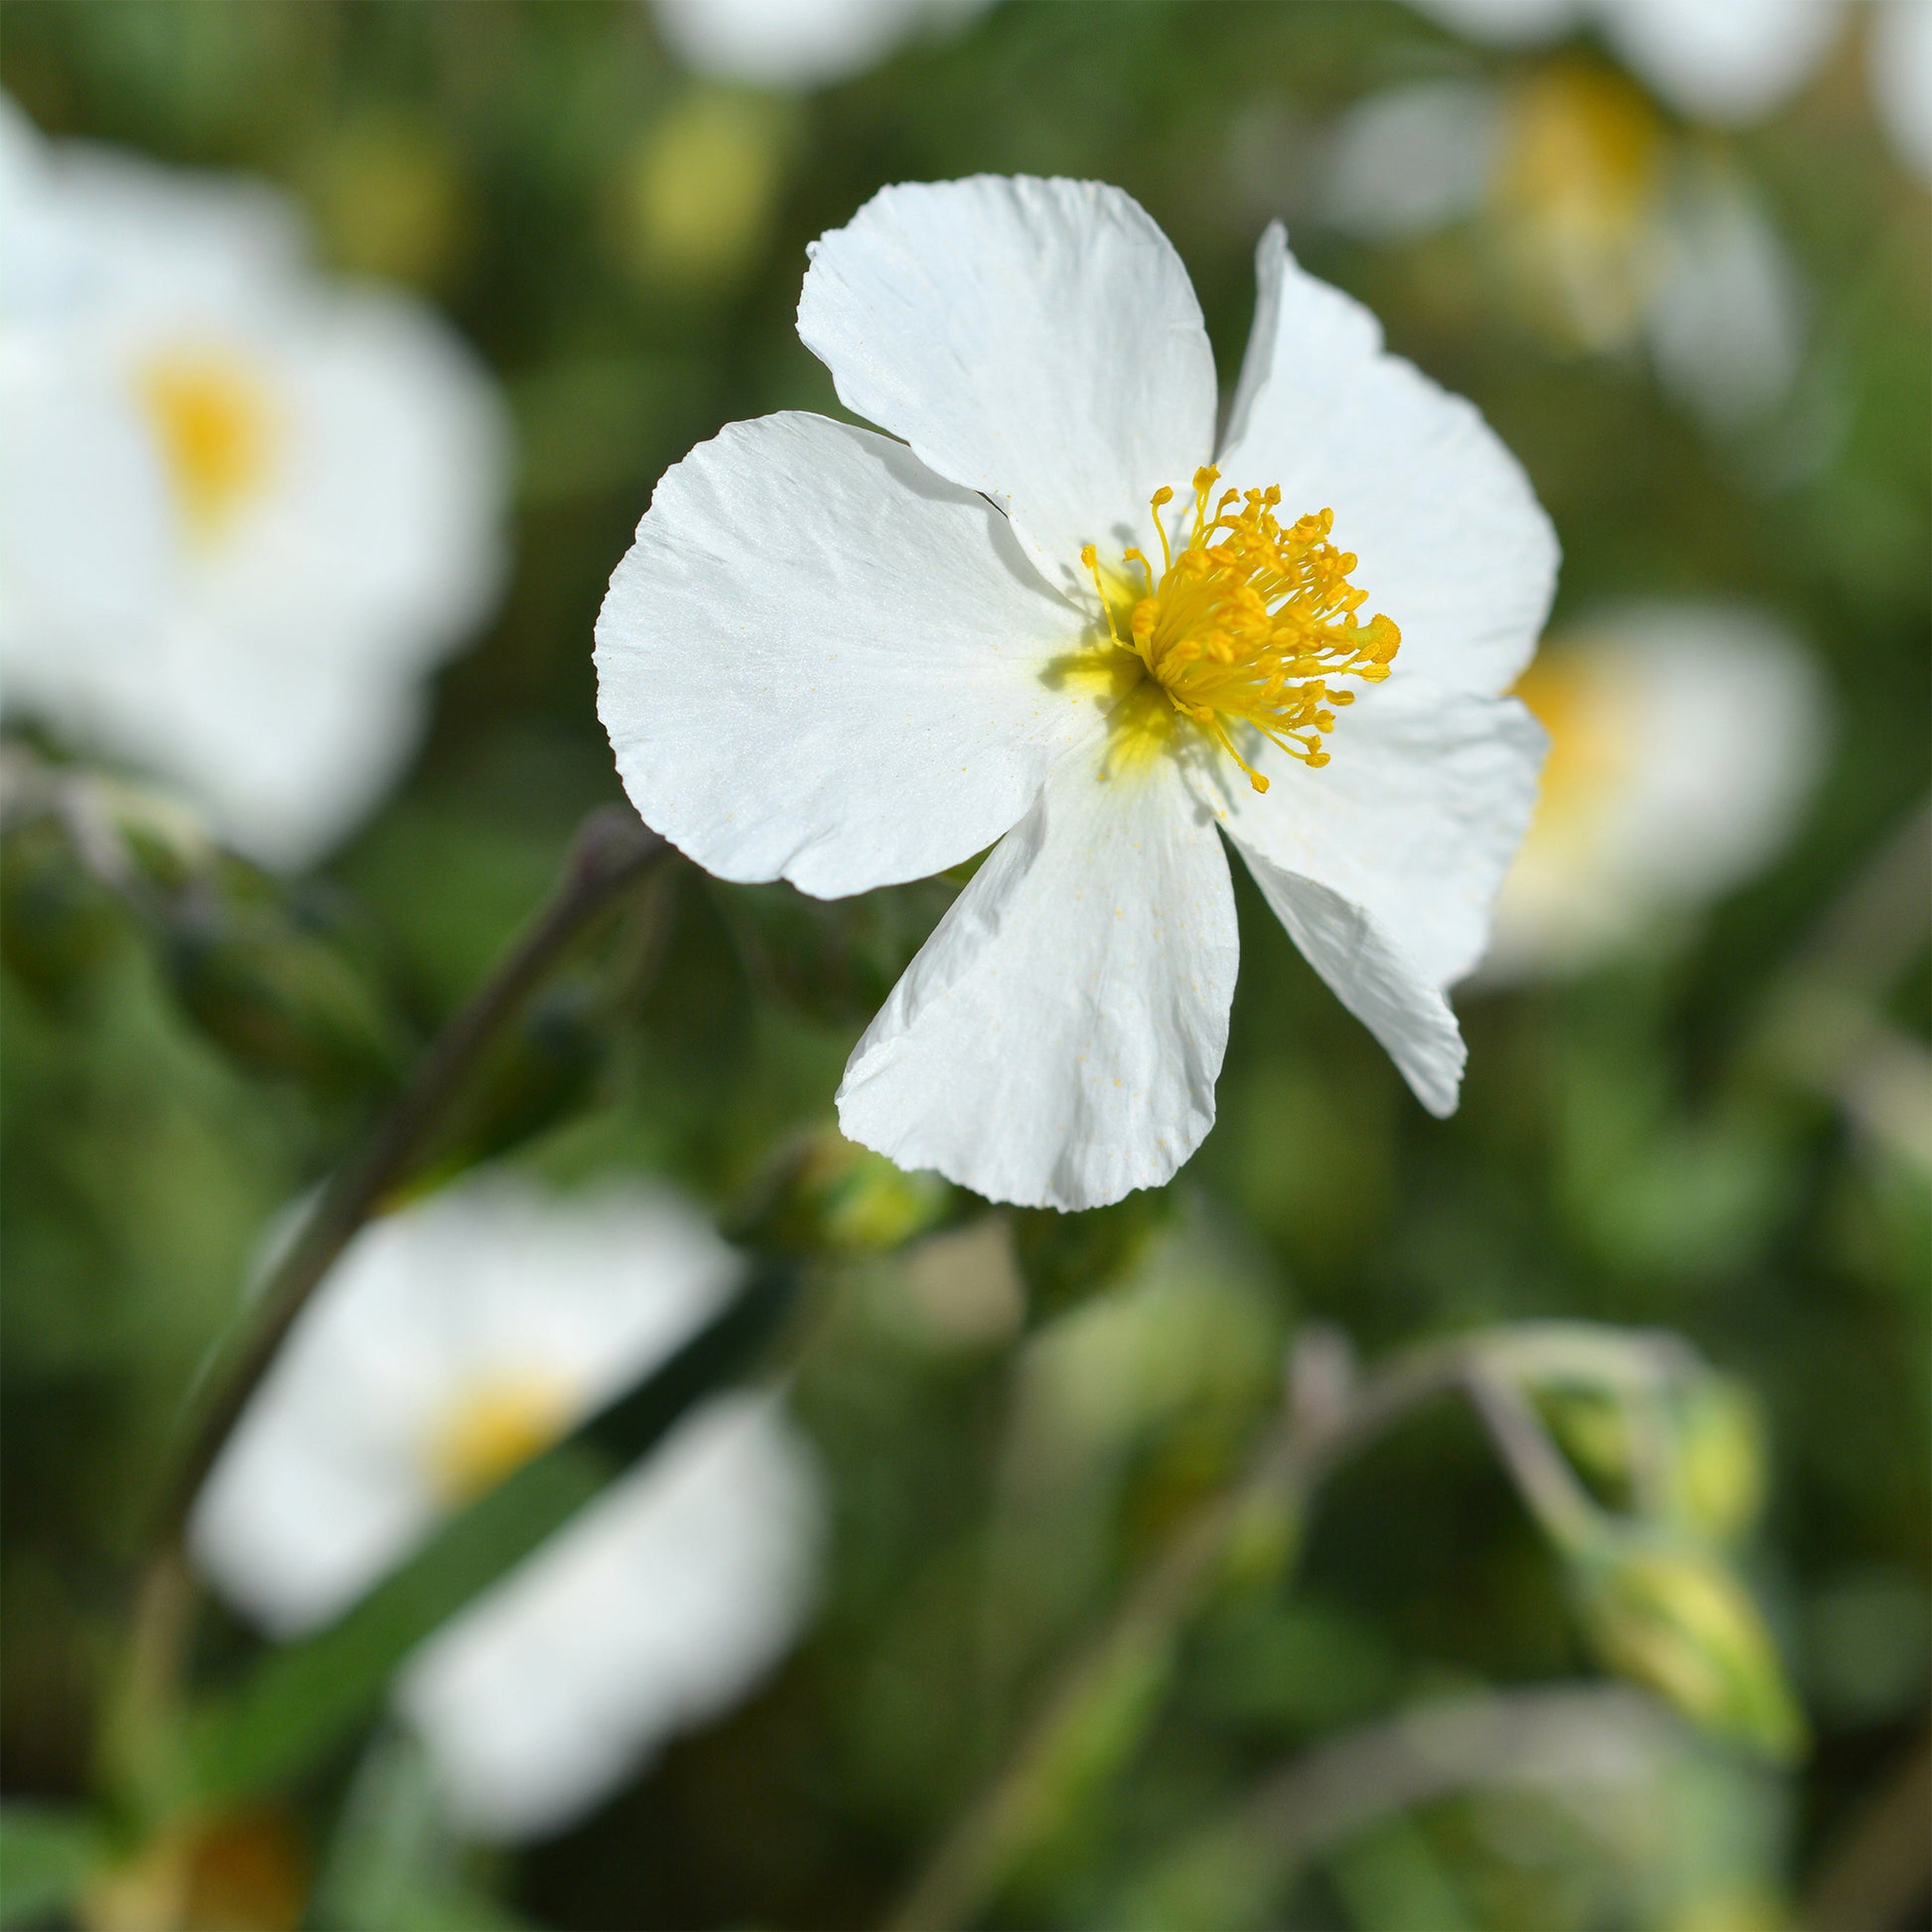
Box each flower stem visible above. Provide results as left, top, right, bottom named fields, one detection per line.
left=108, top=805, right=671, bottom=1818
left=882, top=1321, right=1683, bottom=1932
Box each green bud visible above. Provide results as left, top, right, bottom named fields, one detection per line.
left=1012, top=1188, right=1175, bottom=1321
left=0, top=815, right=126, bottom=995
left=1669, top=1378, right=1768, bottom=1547
left=1573, top=1536, right=1805, bottom=1761
left=166, top=884, right=408, bottom=1093
left=735, top=1126, right=953, bottom=1257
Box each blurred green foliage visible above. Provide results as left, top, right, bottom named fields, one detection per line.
left=3, top=4, right=1926, bottom=1930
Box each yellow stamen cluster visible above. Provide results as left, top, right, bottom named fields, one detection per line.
left=425, top=1375, right=571, bottom=1504
left=134, top=347, right=277, bottom=545
left=1080, top=467, right=1400, bottom=792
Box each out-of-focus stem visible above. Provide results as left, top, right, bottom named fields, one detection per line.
left=884, top=1322, right=1683, bottom=1931
left=154, top=806, right=671, bottom=1542
left=107, top=805, right=671, bottom=1822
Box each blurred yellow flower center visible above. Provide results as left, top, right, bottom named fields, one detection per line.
left=1081, top=467, right=1400, bottom=792
left=1494, top=65, right=1666, bottom=349
left=1513, top=644, right=1635, bottom=849
left=425, top=1374, right=573, bottom=1503
left=135, top=346, right=278, bottom=544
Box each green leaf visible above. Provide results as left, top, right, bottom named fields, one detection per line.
left=186, top=1261, right=800, bottom=1805
left=313, top=1728, right=533, bottom=1932
left=0, top=1805, right=107, bottom=1927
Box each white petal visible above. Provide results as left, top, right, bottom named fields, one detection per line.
left=1318, top=81, right=1505, bottom=241
left=1237, top=851, right=1467, bottom=1117
left=1599, top=0, right=1839, bottom=125
left=596, top=410, right=1100, bottom=898
left=795, top=176, right=1217, bottom=598
left=397, top=1393, right=822, bottom=1842
left=191, top=1175, right=744, bottom=1635
left=1193, top=679, right=1547, bottom=991
left=1644, top=162, right=1804, bottom=432
left=1218, top=225, right=1559, bottom=697
left=836, top=742, right=1238, bottom=1211
left=1481, top=603, right=1828, bottom=981
left=1405, top=0, right=1584, bottom=42
left=649, top=0, right=992, bottom=88
left=1871, top=0, right=1932, bottom=187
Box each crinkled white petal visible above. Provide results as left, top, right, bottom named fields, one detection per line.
left=191, top=1175, right=744, bottom=1637
left=397, top=1392, right=822, bottom=1843
left=1237, top=849, right=1467, bottom=1117
left=1319, top=80, right=1505, bottom=240
left=1191, top=678, right=1546, bottom=993
left=1218, top=224, right=1559, bottom=698
left=1644, top=162, right=1804, bottom=432
left=796, top=176, right=1217, bottom=598
left=0, top=126, right=510, bottom=866
left=1406, top=0, right=1584, bottom=43
left=1598, top=0, right=1839, bottom=124
left=1482, top=604, right=1828, bottom=981
left=837, top=739, right=1238, bottom=1210
left=1871, top=0, right=1932, bottom=187
left=596, top=410, right=1102, bottom=898
left=648, top=0, right=992, bottom=88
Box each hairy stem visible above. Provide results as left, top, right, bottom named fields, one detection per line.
left=108, top=806, right=670, bottom=1818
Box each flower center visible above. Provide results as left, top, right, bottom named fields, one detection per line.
left=134, top=345, right=279, bottom=545
left=1512, top=641, right=1639, bottom=853
left=1080, top=467, right=1400, bottom=792
left=1493, top=66, right=1666, bottom=350
left=424, top=1373, right=573, bottom=1504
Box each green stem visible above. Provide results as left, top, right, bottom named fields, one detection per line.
left=883, top=1322, right=1685, bottom=1931
left=107, top=805, right=671, bottom=1820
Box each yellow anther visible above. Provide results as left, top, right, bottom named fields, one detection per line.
left=1078, top=478, right=1401, bottom=791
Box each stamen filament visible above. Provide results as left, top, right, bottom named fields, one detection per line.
left=1081, top=469, right=1400, bottom=791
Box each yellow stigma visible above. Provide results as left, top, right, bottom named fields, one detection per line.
left=134, top=345, right=278, bottom=544
left=1079, top=467, right=1400, bottom=792
left=424, top=1374, right=572, bottom=1504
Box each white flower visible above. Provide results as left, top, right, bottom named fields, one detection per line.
left=648, top=0, right=994, bottom=90
left=0, top=99, right=509, bottom=868
left=1321, top=68, right=1804, bottom=430
left=1407, top=0, right=1841, bottom=126
left=1871, top=0, right=1932, bottom=186
left=191, top=1173, right=822, bottom=1841
left=1409, top=0, right=1932, bottom=182
left=1480, top=604, right=1828, bottom=981
left=596, top=177, right=1557, bottom=1211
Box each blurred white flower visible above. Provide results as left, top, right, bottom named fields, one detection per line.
left=1411, top=0, right=1932, bottom=183
left=1321, top=65, right=1804, bottom=429
left=1870, top=0, right=1932, bottom=185
left=597, top=177, right=1557, bottom=1210
left=192, top=1173, right=822, bottom=1841
left=0, top=98, right=509, bottom=868
left=1478, top=604, right=1828, bottom=981
left=1407, top=0, right=1841, bottom=126
left=648, top=0, right=993, bottom=89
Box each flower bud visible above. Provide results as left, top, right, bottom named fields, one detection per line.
left=1573, top=1536, right=1805, bottom=1761
left=735, top=1125, right=953, bottom=1257
left=0, top=815, right=125, bottom=996
left=1669, top=1378, right=1768, bottom=1547
left=165, top=884, right=407, bottom=1094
